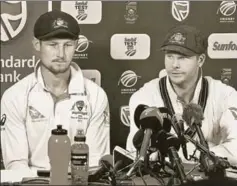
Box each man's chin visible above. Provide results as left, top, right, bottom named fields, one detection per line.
left=50, top=67, right=70, bottom=74
left=169, top=76, right=184, bottom=85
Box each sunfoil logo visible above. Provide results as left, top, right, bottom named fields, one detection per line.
left=208, top=33, right=237, bottom=59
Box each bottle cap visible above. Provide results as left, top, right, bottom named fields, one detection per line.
left=51, top=125, right=67, bottom=135
left=74, top=129, right=86, bottom=141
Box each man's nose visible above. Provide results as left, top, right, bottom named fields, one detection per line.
left=172, top=58, right=180, bottom=68
left=56, top=45, right=65, bottom=58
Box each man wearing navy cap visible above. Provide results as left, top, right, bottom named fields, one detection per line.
left=1, top=10, right=110, bottom=172
left=126, top=25, right=237, bottom=166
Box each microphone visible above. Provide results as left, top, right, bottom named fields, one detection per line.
left=133, top=128, right=145, bottom=151
left=134, top=104, right=149, bottom=129
left=137, top=107, right=164, bottom=161
left=88, top=155, right=115, bottom=183
left=166, top=135, right=188, bottom=184
left=182, top=103, right=208, bottom=148
left=126, top=106, right=164, bottom=178
left=133, top=107, right=173, bottom=151
left=155, top=131, right=190, bottom=184
left=171, top=114, right=188, bottom=160
left=183, top=103, right=217, bottom=175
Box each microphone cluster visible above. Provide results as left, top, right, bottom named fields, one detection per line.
left=125, top=103, right=232, bottom=185
left=88, top=103, right=233, bottom=185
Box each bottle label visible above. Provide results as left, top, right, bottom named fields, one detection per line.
left=71, top=153, right=88, bottom=166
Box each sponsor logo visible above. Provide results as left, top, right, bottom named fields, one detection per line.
left=120, top=106, right=130, bottom=127
left=0, top=55, right=40, bottom=83
left=1, top=1, right=27, bottom=42
left=217, top=1, right=236, bottom=23
left=82, top=69, right=101, bottom=86
left=61, top=1, right=102, bottom=24
left=124, top=1, right=138, bottom=24
left=118, top=70, right=141, bottom=94
left=29, top=106, right=46, bottom=122
left=207, top=33, right=237, bottom=59
left=71, top=100, right=88, bottom=121
left=221, top=68, right=232, bottom=85
left=171, top=1, right=189, bottom=22
left=125, top=37, right=137, bottom=57
left=74, top=35, right=93, bottom=59
left=110, top=34, right=150, bottom=60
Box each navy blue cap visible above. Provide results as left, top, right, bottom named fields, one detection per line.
left=34, top=10, right=80, bottom=40
left=161, top=25, right=207, bottom=56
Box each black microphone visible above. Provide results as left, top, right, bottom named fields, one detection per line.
left=126, top=107, right=163, bottom=177
left=133, top=128, right=144, bottom=151
left=166, top=135, right=188, bottom=184
left=171, top=114, right=188, bottom=160
left=133, top=107, right=173, bottom=151
left=155, top=131, right=190, bottom=184
left=183, top=103, right=207, bottom=148
left=182, top=103, right=216, bottom=174
left=134, top=104, right=149, bottom=129
left=132, top=104, right=149, bottom=151
left=88, top=155, right=115, bottom=183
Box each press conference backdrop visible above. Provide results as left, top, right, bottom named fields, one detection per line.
left=1, top=1, right=237, bottom=151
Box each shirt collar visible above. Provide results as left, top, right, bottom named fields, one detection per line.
left=166, top=72, right=203, bottom=104
left=34, top=61, right=85, bottom=94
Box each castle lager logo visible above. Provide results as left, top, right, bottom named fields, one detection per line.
left=1, top=1, right=27, bottom=42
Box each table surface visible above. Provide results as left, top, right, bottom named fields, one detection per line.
left=1, top=163, right=237, bottom=185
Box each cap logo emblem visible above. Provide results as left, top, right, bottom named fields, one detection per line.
left=169, top=33, right=186, bottom=45
left=52, top=18, right=68, bottom=29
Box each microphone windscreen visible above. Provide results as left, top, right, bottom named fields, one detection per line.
left=134, top=104, right=148, bottom=128
left=157, top=107, right=172, bottom=133
left=139, top=107, right=163, bottom=131
left=132, top=129, right=144, bottom=150
left=182, top=103, right=204, bottom=126
left=100, top=154, right=113, bottom=166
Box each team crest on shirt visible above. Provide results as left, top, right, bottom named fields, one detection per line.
left=28, top=106, right=46, bottom=122
left=71, top=100, right=88, bottom=121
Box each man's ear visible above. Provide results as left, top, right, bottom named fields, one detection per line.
left=198, top=53, right=206, bottom=68
left=32, top=37, right=41, bottom=51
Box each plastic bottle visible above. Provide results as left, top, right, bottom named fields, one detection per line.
left=71, top=129, right=89, bottom=185
left=48, top=125, right=71, bottom=185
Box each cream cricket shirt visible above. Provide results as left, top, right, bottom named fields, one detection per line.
left=1, top=62, right=110, bottom=172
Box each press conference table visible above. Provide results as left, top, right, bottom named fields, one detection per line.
left=1, top=164, right=237, bottom=186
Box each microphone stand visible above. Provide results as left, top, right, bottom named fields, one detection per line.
left=183, top=134, right=230, bottom=178
left=167, top=147, right=188, bottom=186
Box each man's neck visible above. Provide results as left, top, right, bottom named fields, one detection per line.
left=170, top=71, right=200, bottom=104
left=41, top=66, right=71, bottom=96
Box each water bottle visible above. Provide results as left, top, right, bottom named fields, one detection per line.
left=71, top=129, right=89, bottom=185
left=48, top=125, right=71, bottom=185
